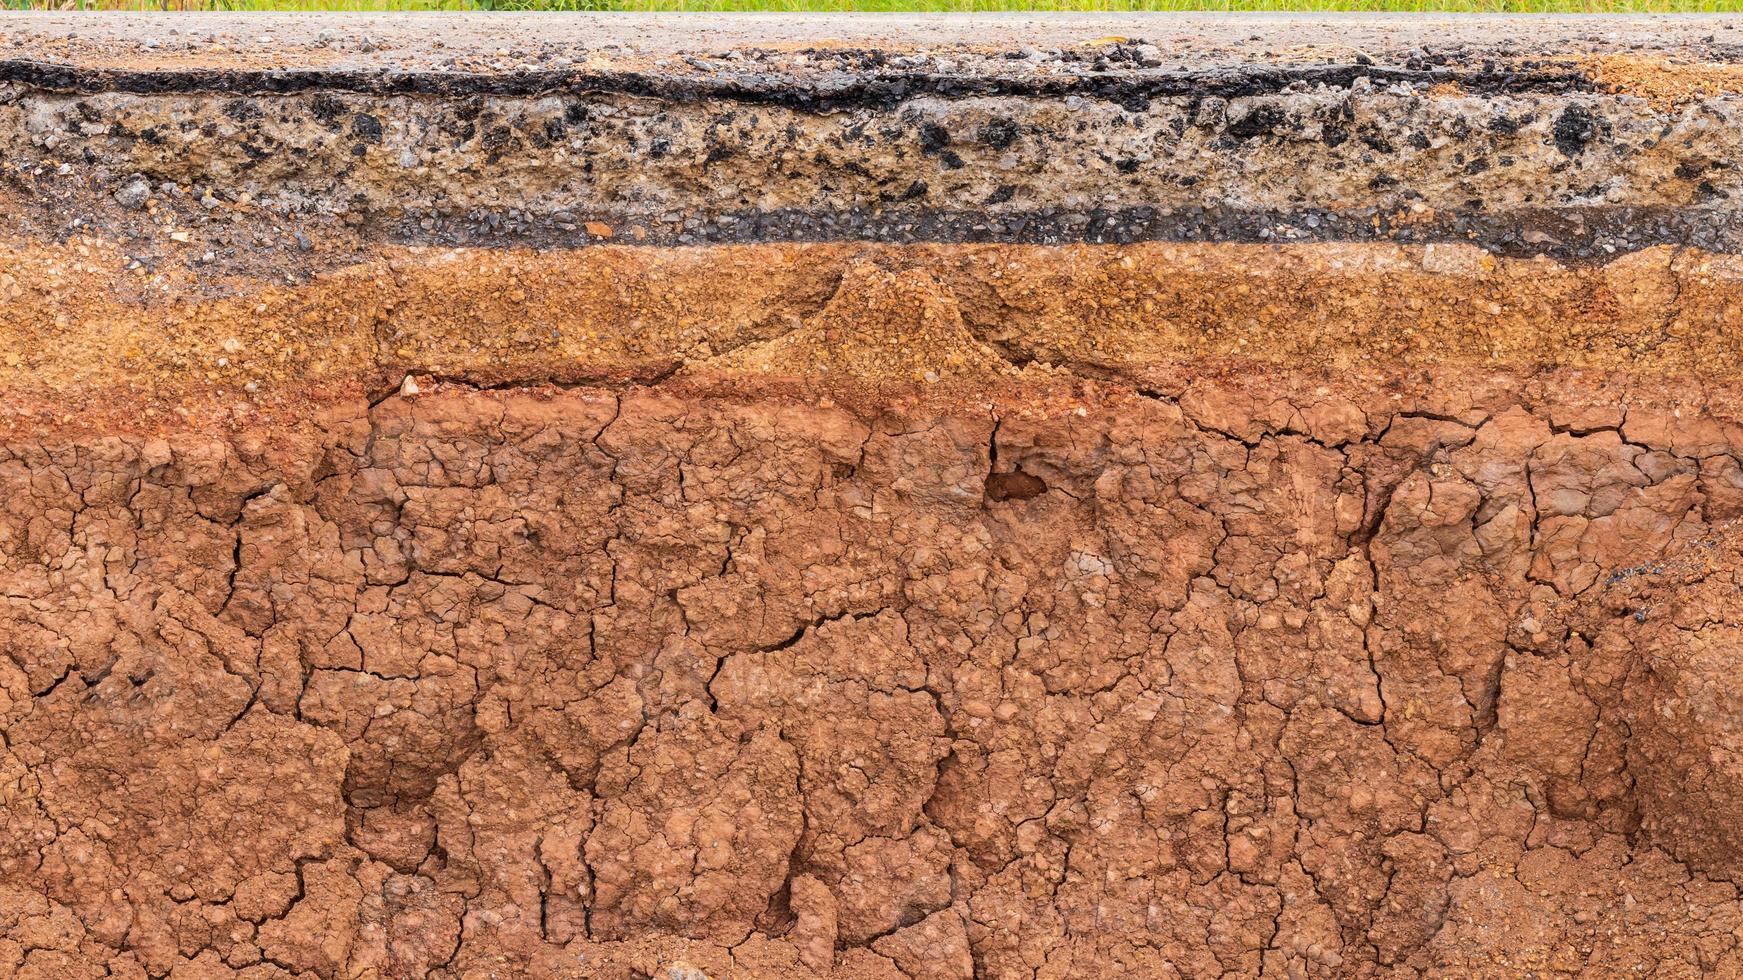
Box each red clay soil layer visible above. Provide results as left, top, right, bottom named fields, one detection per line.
left=8, top=363, right=1743, bottom=978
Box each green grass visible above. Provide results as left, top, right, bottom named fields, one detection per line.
left=10, top=0, right=1743, bottom=12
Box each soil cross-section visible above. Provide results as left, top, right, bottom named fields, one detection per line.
left=6, top=13, right=1743, bottom=980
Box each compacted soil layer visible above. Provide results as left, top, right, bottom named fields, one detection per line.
left=17, top=363, right=1743, bottom=980
left=9, top=15, right=1743, bottom=980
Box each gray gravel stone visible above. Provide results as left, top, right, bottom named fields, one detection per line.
left=112, top=176, right=150, bottom=211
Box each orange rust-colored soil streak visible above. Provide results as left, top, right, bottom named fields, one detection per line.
left=1584, top=53, right=1743, bottom=109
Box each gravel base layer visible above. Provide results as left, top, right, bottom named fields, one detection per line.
left=5, top=14, right=1743, bottom=262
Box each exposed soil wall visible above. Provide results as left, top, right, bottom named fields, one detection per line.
left=7, top=16, right=1743, bottom=980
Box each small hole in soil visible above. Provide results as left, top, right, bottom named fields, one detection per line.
left=985, top=469, right=1047, bottom=502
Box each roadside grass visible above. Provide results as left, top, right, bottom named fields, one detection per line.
left=7, top=0, right=1743, bottom=12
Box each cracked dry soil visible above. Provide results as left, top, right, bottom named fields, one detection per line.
left=12, top=13, right=1743, bottom=980
left=13, top=358, right=1743, bottom=978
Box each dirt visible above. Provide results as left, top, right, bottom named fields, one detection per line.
left=10, top=15, right=1743, bottom=980
left=6, top=239, right=1743, bottom=437
left=11, top=362, right=1743, bottom=978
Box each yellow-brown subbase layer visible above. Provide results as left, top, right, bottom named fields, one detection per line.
left=2, top=239, right=1741, bottom=433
